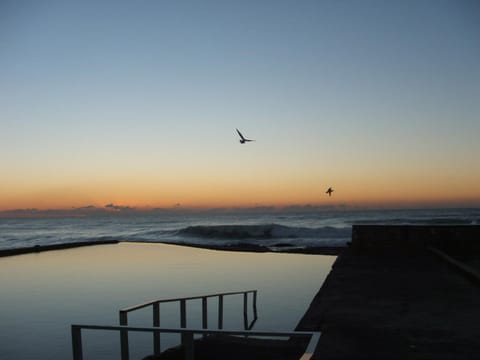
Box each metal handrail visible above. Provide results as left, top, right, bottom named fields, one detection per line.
left=118, top=290, right=258, bottom=359
left=71, top=324, right=321, bottom=360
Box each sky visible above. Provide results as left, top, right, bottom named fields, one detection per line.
left=1, top=0, right=479, bottom=211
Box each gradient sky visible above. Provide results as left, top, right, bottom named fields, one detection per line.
left=1, top=0, right=479, bottom=211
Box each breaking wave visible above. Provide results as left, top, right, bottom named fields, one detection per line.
left=176, top=224, right=349, bottom=240
left=170, top=224, right=351, bottom=247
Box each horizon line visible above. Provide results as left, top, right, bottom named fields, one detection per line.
left=1, top=203, right=479, bottom=219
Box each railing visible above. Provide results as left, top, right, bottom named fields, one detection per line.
left=118, top=290, right=258, bottom=359
left=71, top=325, right=321, bottom=360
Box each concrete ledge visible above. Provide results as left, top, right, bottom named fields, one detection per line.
left=351, top=225, right=480, bottom=255
left=0, top=240, right=119, bottom=257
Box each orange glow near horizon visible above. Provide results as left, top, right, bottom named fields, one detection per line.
left=2, top=156, right=480, bottom=211
left=1, top=173, right=479, bottom=211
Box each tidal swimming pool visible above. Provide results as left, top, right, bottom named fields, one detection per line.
left=0, top=243, right=335, bottom=359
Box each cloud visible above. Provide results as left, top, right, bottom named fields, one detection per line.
left=73, top=205, right=98, bottom=211
left=104, top=203, right=135, bottom=212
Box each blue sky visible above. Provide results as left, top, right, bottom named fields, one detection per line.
left=1, top=0, right=479, bottom=209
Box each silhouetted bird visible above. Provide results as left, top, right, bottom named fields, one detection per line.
left=326, top=187, right=334, bottom=197
left=236, top=129, right=254, bottom=144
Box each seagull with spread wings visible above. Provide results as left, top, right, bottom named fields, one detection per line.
left=236, top=129, right=254, bottom=144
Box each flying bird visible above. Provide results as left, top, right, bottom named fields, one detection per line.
left=236, top=129, right=254, bottom=144
left=326, top=187, right=334, bottom=197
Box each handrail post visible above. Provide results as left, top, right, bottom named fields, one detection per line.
left=202, top=297, right=208, bottom=337
left=182, top=330, right=194, bottom=360
left=153, top=302, right=161, bottom=355
left=218, top=295, right=224, bottom=329
left=243, top=292, right=248, bottom=317
left=253, top=290, right=258, bottom=319
left=180, top=299, right=187, bottom=328
left=119, top=311, right=129, bottom=360
left=243, top=292, right=248, bottom=330
left=71, top=325, right=83, bottom=360
left=180, top=299, right=189, bottom=349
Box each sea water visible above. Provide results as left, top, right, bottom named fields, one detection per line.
left=1, top=208, right=478, bottom=251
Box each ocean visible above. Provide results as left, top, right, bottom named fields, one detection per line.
left=1, top=208, right=479, bottom=251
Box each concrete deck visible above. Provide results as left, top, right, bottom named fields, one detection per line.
left=296, top=225, right=480, bottom=360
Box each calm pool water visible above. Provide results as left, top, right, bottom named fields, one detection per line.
left=0, top=243, right=335, bottom=359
